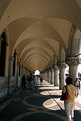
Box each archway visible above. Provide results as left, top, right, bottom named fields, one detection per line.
left=34, top=70, right=40, bottom=76
left=0, top=32, right=7, bottom=76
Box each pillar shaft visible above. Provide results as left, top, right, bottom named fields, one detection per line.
left=48, top=70, right=51, bottom=83
left=54, top=66, right=59, bottom=86
left=46, top=71, right=48, bottom=82
left=5, top=45, right=9, bottom=77
left=0, top=36, right=3, bottom=57
left=8, top=56, right=13, bottom=94
left=16, top=62, right=19, bottom=89
left=44, top=72, right=47, bottom=81
left=66, top=57, right=81, bottom=85
left=51, top=69, right=54, bottom=84
left=58, top=63, right=67, bottom=89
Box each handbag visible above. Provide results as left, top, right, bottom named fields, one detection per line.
left=60, top=86, right=69, bottom=101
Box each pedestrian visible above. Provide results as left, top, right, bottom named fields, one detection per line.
left=74, top=77, right=80, bottom=97
left=28, top=74, right=34, bottom=89
left=40, top=75, right=44, bottom=86
left=34, top=75, right=38, bottom=90
left=21, top=75, right=26, bottom=89
left=61, top=77, right=76, bottom=121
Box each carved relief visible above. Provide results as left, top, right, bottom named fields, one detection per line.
left=66, top=57, right=81, bottom=65
left=54, top=66, right=58, bottom=71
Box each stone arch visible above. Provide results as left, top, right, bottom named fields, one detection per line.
left=0, top=31, right=7, bottom=76
left=12, top=49, right=16, bottom=76
left=12, top=20, right=66, bottom=54
left=20, top=47, right=52, bottom=72
left=68, top=25, right=81, bottom=57
left=57, top=45, right=66, bottom=64
left=18, top=38, right=57, bottom=60
left=61, top=48, right=66, bottom=63
left=0, top=0, right=81, bottom=34
left=23, top=50, right=50, bottom=66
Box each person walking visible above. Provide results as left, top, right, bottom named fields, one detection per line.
left=74, top=77, right=80, bottom=97
left=61, top=77, right=76, bottom=121
left=28, top=74, right=34, bottom=89
left=21, top=75, right=26, bottom=90
left=40, top=75, right=44, bottom=86
left=34, top=75, right=38, bottom=90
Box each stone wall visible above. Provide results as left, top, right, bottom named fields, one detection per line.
left=0, top=77, right=8, bottom=98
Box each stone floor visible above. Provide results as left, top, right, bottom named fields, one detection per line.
left=0, top=81, right=81, bottom=121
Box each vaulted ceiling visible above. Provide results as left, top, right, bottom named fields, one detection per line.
left=0, top=0, right=81, bottom=72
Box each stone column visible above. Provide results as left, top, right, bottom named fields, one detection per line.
left=48, top=70, right=51, bottom=84
left=8, top=56, right=13, bottom=94
left=44, top=72, right=47, bottom=81
left=54, top=66, right=59, bottom=86
left=51, top=68, right=54, bottom=84
left=43, top=72, right=45, bottom=79
left=58, top=63, right=67, bottom=89
left=13, top=51, right=18, bottom=91
left=20, top=64, right=22, bottom=77
left=16, top=62, right=19, bottom=90
left=0, top=36, right=3, bottom=57
left=46, top=71, right=48, bottom=82
left=47, top=70, right=49, bottom=83
left=66, top=57, right=81, bottom=85
left=47, top=71, right=49, bottom=82
left=23, top=66, right=25, bottom=75
left=48, top=71, right=50, bottom=83
left=20, top=64, right=23, bottom=77
left=5, top=44, right=9, bottom=77
left=15, top=51, right=17, bottom=77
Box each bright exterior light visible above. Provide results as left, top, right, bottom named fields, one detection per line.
left=78, top=64, right=81, bottom=73
left=34, top=70, right=40, bottom=75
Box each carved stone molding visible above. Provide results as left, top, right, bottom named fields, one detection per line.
left=51, top=68, right=54, bottom=71
left=0, top=36, right=3, bottom=41
left=17, top=61, right=21, bottom=65
left=9, top=56, right=14, bottom=61
left=66, top=57, right=81, bottom=65
left=58, top=63, right=67, bottom=70
left=54, top=66, right=59, bottom=71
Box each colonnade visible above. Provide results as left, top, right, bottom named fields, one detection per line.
left=8, top=54, right=28, bottom=94
left=0, top=33, right=81, bottom=98
left=42, top=57, right=81, bottom=90
left=0, top=48, right=28, bottom=98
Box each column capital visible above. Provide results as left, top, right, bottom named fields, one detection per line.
left=9, top=56, right=14, bottom=61
left=58, top=63, right=67, bottom=69
left=17, top=61, right=21, bottom=65
left=0, top=36, right=3, bottom=41
left=54, top=66, right=59, bottom=71
left=51, top=68, right=54, bottom=71
left=66, top=57, right=81, bottom=65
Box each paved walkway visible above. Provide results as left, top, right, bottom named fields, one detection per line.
left=0, top=81, right=81, bottom=121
